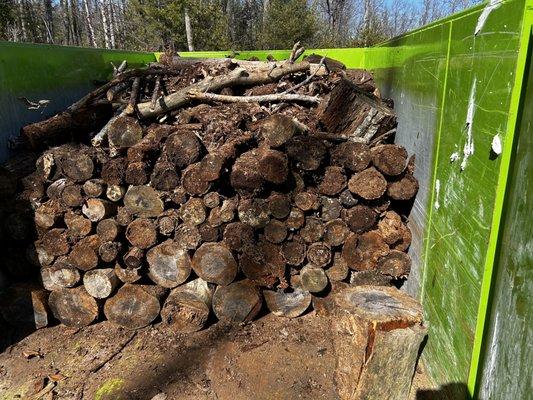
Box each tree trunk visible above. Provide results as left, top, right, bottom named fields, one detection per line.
left=184, top=7, right=194, bottom=51
left=100, top=0, right=111, bottom=48
left=83, top=0, right=97, bottom=47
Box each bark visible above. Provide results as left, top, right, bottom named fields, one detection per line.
left=184, top=7, right=194, bottom=51
left=146, top=240, right=192, bottom=288
left=83, top=268, right=119, bottom=299
left=82, top=0, right=97, bottom=47
left=104, top=284, right=166, bottom=329
left=101, top=157, right=126, bottom=185
left=192, top=242, right=237, bottom=285
left=49, top=286, right=99, bottom=327
left=212, top=280, right=262, bottom=323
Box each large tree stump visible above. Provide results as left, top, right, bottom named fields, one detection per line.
left=332, top=286, right=426, bottom=400
left=160, top=278, right=214, bottom=333
left=104, top=284, right=166, bottom=329
left=48, top=286, right=99, bottom=327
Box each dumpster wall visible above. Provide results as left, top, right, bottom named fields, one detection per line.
left=0, top=1, right=531, bottom=397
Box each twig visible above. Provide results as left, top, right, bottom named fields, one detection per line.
left=89, top=331, right=138, bottom=373
left=28, top=381, right=55, bottom=400
left=288, top=41, right=305, bottom=64
left=125, top=77, right=141, bottom=115
left=150, top=76, right=162, bottom=111
left=369, top=128, right=397, bottom=147
left=284, top=55, right=326, bottom=94
left=188, top=91, right=320, bottom=104
left=106, top=80, right=131, bottom=101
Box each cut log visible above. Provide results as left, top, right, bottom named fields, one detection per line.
left=116, top=207, right=134, bottom=227
left=264, top=219, right=288, bottom=244
left=350, top=270, right=392, bottom=286
left=230, top=149, right=263, bottom=192
left=263, top=288, right=311, bottom=318
left=83, top=268, right=119, bottom=299
left=125, top=161, right=149, bottom=185
left=180, top=198, right=206, bottom=226
left=300, top=265, right=328, bottom=293
left=212, top=280, right=262, bottom=323
left=300, top=217, right=324, bottom=243
left=348, top=167, right=387, bottom=200
left=377, top=211, right=403, bottom=245
left=371, top=144, right=407, bottom=176
left=175, top=223, right=202, bottom=250
left=259, top=114, right=299, bottom=147
left=59, top=151, right=94, bottom=182
left=40, top=259, right=81, bottom=291
left=123, top=246, right=144, bottom=269
left=286, top=208, right=305, bottom=230
left=104, top=284, right=166, bottom=329
left=61, top=184, right=83, bottom=207
left=267, top=193, right=291, bottom=219
left=342, top=231, right=389, bottom=271
left=106, top=185, right=126, bottom=202
left=318, top=166, right=346, bottom=196
left=344, top=204, right=377, bottom=233
left=332, top=286, right=426, bottom=400
left=115, top=262, right=142, bottom=283
left=285, top=136, right=326, bottom=171
left=160, top=278, right=213, bottom=333
left=64, top=211, right=92, bottom=239
left=198, top=223, right=220, bottom=242
left=182, top=163, right=211, bottom=196
left=387, top=173, right=419, bottom=201
left=326, top=253, right=349, bottom=282
left=321, top=196, right=342, bottom=222
left=150, top=160, right=179, bottom=191
left=324, top=219, right=350, bottom=247
left=294, top=191, right=319, bottom=211
left=330, top=142, right=371, bottom=172
left=306, top=242, right=332, bottom=268
left=82, top=198, right=116, bottom=222
left=83, top=179, right=105, bottom=198
left=69, top=235, right=100, bottom=271
left=157, top=211, right=178, bottom=237
left=319, top=77, right=396, bottom=142
left=339, top=189, right=358, bottom=207
left=258, top=148, right=288, bottom=184
left=192, top=242, right=238, bottom=285
left=393, top=222, right=412, bottom=252
left=237, top=198, right=270, bottom=228
left=281, top=237, right=306, bottom=266
left=101, top=157, right=126, bottom=185
left=41, top=228, right=70, bottom=257
left=49, top=286, right=99, bottom=328
left=107, top=115, right=143, bottom=150
left=164, top=131, right=201, bottom=168
left=34, top=200, right=63, bottom=229
left=377, top=250, right=411, bottom=278
left=223, top=222, right=254, bottom=252
left=126, top=218, right=157, bottom=249
left=203, top=192, right=220, bottom=209
left=147, top=240, right=192, bottom=288
left=98, top=241, right=122, bottom=263
left=96, top=218, right=121, bottom=242
left=123, top=185, right=164, bottom=217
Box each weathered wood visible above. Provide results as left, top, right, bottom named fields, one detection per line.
left=150, top=160, right=180, bottom=191
left=125, top=161, right=149, bottom=185
left=264, top=288, right=312, bottom=318
left=320, top=196, right=342, bottom=222
left=344, top=204, right=377, bottom=233
left=371, top=144, right=407, bottom=176
left=180, top=198, right=207, bottom=226
left=300, top=217, right=324, bottom=243
left=40, top=259, right=81, bottom=291
left=348, top=167, right=387, bottom=200
left=267, top=193, right=291, bottom=219
left=285, top=136, right=326, bottom=171
left=147, top=240, right=192, bottom=288
left=198, top=223, right=220, bottom=243
left=116, top=207, right=134, bottom=227
left=41, top=228, right=70, bottom=257
left=286, top=208, right=305, bottom=230
left=106, top=184, right=126, bottom=202
left=104, top=284, right=166, bottom=329
left=377, top=211, right=403, bottom=245
left=96, top=218, right=121, bottom=242
left=330, top=142, right=371, bottom=172
left=107, top=115, right=143, bottom=151
left=115, top=262, right=142, bottom=283
left=175, top=223, right=202, bottom=250
left=34, top=200, right=64, bottom=229
left=332, top=286, right=426, bottom=400
left=318, top=166, right=346, bottom=196
left=306, top=242, right=332, bottom=268
left=281, top=237, right=306, bottom=266
left=212, top=279, right=262, bottom=323
left=324, top=219, right=350, bottom=246
left=300, top=265, right=328, bottom=293
left=98, top=241, right=122, bottom=263
left=237, top=198, right=270, bottom=228
left=0, top=284, right=50, bottom=329
left=83, top=268, right=119, bottom=299
left=59, top=151, right=94, bottom=182
left=69, top=235, right=100, bottom=271
left=161, top=278, right=213, bottom=333
left=264, top=219, right=288, bottom=244
left=240, top=241, right=285, bottom=287
left=164, top=131, right=202, bottom=168
left=192, top=242, right=238, bottom=285
left=223, top=222, right=254, bottom=252
left=82, top=198, right=116, bottom=222
left=64, top=211, right=92, bottom=239
left=377, top=250, right=411, bottom=278
left=259, top=114, right=299, bottom=147
left=61, top=183, right=84, bottom=207
left=126, top=218, right=157, bottom=249
left=49, top=286, right=99, bottom=327
left=203, top=192, right=220, bottom=209
left=326, top=253, right=349, bottom=282
left=230, top=149, right=263, bottom=192
left=342, top=231, right=389, bottom=271
left=350, top=270, right=392, bottom=286
left=294, top=191, right=319, bottom=211
left=387, top=173, right=419, bottom=201
left=123, top=185, right=164, bottom=217
left=101, top=157, right=126, bottom=185
left=258, top=148, right=288, bottom=184
left=83, top=179, right=105, bottom=198
left=339, top=189, right=358, bottom=207
left=182, top=163, right=211, bottom=196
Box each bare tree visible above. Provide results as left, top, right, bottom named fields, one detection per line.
left=100, top=0, right=111, bottom=48
left=184, top=7, right=194, bottom=51
left=83, top=0, right=97, bottom=47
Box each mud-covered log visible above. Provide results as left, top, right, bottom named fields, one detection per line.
left=324, top=219, right=350, bottom=246
left=49, top=286, right=99, bottom=327
left=259, top=114, right=299, bottom=147
left=104, top=284, right=166, bottom=329
left=83, top=268, right=119, bottom=299
left=333, top=286, right=426, bottom=400
left=371, top=144, right=407, bottom=176
left=318, top=166, right=346, bottom=196
left=82, top=198, right=116, bottom=222
left=147, top=240, right=192, bottom=288
left=126, top=218, right=157, bottom=249
left=161, top=278, right=213, bottom=333
left=348, top=167, right=387, bottom=200
left=115, top=262, right=142, bottom=283
left=344, top=204, right=377, bottom=233
left=387, top=173, right=419, bottom=201
left=300, top=265, right=328, bottom=293
left=264, top=288, right=312, bottom=318
left=258, top=148, right=288, bottom=184
left=264, top=219, right=288, bottom=244
left=306, top=242, right=332, bottom=267
left=330, top=142, right=371, bottom=172
left=377, top=250, right=411, bottom=278
left=123, top=185, right=164, bottom=218
left=192, top=242, right=238, bottom=285
left=212, top=279, right=262, bottom=323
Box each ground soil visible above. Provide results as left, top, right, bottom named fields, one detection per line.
left=0, top=311, right=435, bottom=400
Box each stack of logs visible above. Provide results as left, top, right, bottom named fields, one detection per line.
left=2, top=51, right=418, bottom=331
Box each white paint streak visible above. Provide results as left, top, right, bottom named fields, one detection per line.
left=492, top=134, right=502, bottom=155
left=434, top=179, right=441, bottom=210
left=475, top=0, right=502, bottom=36
left=461, top=78, right=477, bottom=171
left=450, top=152, right=460, bottom=163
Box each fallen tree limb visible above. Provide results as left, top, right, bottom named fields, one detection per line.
left=187, top=91, right=320, bottom=104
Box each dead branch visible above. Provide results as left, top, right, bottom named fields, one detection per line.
left=187, top=91, right=320, bottom=104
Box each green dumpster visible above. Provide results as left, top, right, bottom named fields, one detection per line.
left=0, top=0, right=531, bottom=398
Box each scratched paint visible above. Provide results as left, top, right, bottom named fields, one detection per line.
left=434, top=179, right=441, bottom=210
left=461, top=78, right=477, bottom=171
left=475, top=0, right=503, bottom=35
left=491, top=133, right=502, bottom=155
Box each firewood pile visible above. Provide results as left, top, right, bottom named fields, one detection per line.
left=2, top=45, right=418, bottom=331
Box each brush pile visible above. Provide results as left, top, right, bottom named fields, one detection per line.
left=2, top=45, right=418, bottom=331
